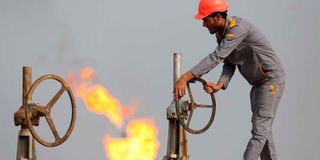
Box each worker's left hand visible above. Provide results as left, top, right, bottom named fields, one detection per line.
left=203, top=81, right=223, bottom=94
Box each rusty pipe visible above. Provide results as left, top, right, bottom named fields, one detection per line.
left=23, top=66, right=32, bottom=106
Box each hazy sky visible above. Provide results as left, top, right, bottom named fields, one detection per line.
left=1, top=0, right=319, bottom=159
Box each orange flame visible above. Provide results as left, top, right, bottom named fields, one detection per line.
left=68, top=67, right=124, bottom=128
left=68, top=67, right=160, bottom=159
left=104, top=119, right=160, bottom=160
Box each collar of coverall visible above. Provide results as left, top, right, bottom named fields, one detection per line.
left=221, top=15, right=230, bottom=36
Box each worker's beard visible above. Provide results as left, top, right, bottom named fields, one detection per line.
left=208, top=26, right=217, bottom=35
left=211, top=26, right=224, bottom=35
left=208, top=28, right=216, bottom=34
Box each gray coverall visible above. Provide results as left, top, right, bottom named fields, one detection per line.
left=190, top=16, right=285, bottom=160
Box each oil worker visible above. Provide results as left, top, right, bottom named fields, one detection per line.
left=174, top=0, right=285, bottom=159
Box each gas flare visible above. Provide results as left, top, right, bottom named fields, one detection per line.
left=68, top=67, right=124, bottom=128
left=68, top=67, right=160, bottom=159
left=104, top=119, right=160, bottom=160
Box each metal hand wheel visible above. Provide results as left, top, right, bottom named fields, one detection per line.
left=25, top=74, right=76, bottom=147
left=175, top=77, right=216, bottom=134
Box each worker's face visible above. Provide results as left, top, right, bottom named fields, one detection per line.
left=202, top=14, right=224, bottom=34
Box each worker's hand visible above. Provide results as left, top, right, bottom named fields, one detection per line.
left=173, top=71, right=194, bottom=101
left=203, top=81, right=224, bottom=94
left=174, top=77, right=187, bottom=101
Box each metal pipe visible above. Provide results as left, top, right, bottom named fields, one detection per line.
left=165, top=53, right=191, bottom=160
left=16, top=66, right=36, bottom=160
left=23, top=66, right=32, bottom=106
left=173, top=53, right=181, bottom=158
left=173, top=53, right=182, bottom=85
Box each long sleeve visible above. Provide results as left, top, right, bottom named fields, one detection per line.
left=219, top=59, right=236, bottom=89
left=190, top=23, right=248, bottom=77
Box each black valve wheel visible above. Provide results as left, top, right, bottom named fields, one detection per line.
left=25, top=74, right=76, bottom=147
left=175, top=77, right=216, bottom=134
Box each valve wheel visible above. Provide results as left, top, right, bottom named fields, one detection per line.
left=175, top=77, right=216, bottom=134
left=25, top=74, right=76, bottom=147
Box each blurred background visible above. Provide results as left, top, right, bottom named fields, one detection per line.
left=0, top=0, right=319, bottom=159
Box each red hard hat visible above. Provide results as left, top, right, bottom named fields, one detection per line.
left=195, top=0, right=229, bottom=20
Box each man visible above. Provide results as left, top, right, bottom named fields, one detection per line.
left=174, top=0, right=285, bottom=159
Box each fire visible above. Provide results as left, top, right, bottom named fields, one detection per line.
left=104, top=119, right=160, bottom=160
left=68, top=67, right=160, bottom=160
left=68, top=67, right=124, bottom=128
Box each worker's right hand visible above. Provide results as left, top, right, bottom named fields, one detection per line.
left=173, top=71, right=195, bottom=101
left=174, top=77, right=187, bottom=101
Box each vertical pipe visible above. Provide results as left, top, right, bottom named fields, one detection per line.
left=23, top=66, right=32, bottom=106
left=173, top=53, right=181, bottom=158
left=165, top=53, right=183, bottom=160
left=173, top=53, right=189, bottom=159
left=17, top=66, right=36, bottom=160
left=173, top=53, right=181, bottom=85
